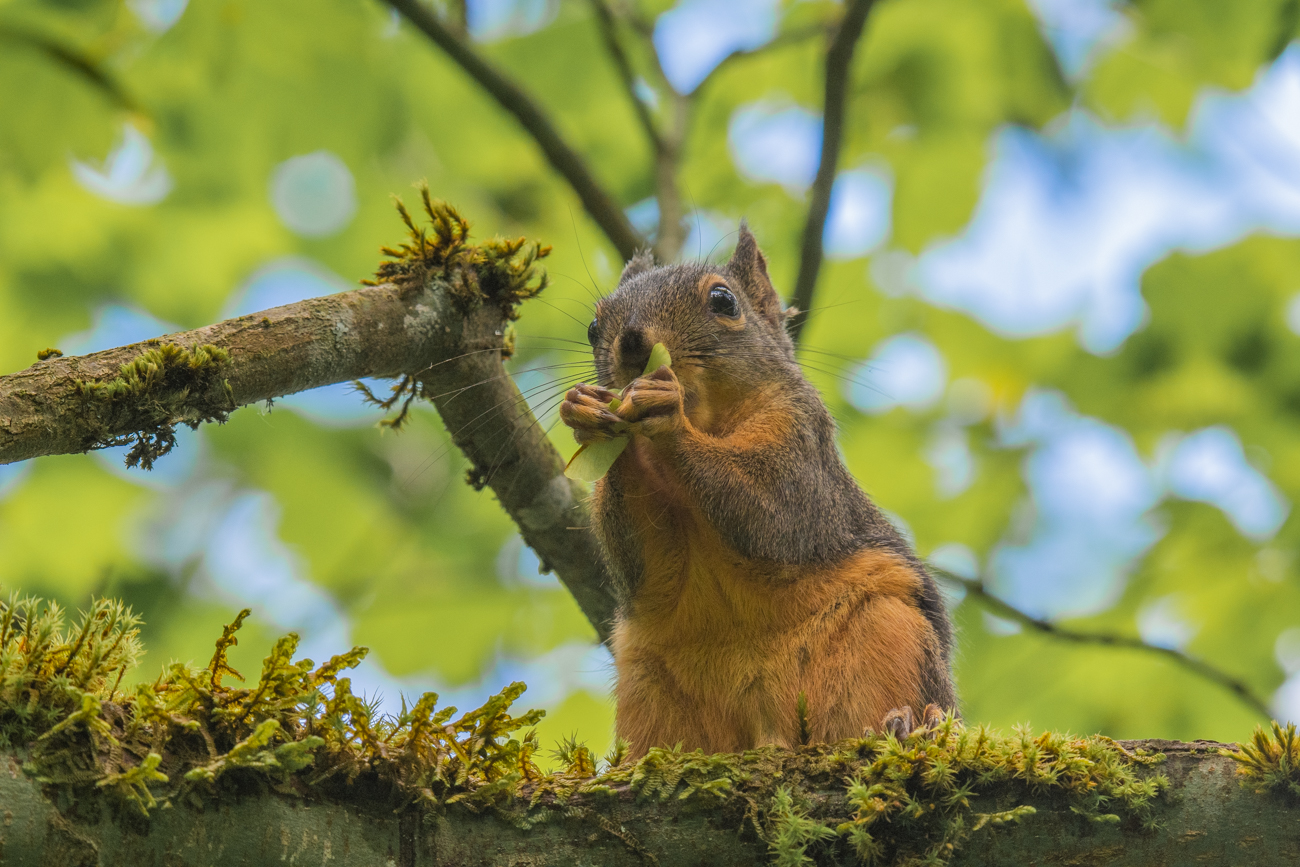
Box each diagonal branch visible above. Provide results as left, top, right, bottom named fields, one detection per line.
left=929, top=566, right=1274, bottom=719
left=0, top=257, right=619, bottom=642
left=383, top=0, right=644, bottom=261
left=786, top=0, right=876, bottom=346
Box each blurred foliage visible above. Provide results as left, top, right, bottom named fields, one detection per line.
left=1, top=0, right=1298, bottom=762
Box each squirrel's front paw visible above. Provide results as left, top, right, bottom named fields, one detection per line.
left=619, top=366, right=685, bottom=439
left=560, top=383, right=623, bottom=445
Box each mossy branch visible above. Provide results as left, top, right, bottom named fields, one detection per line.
left=3, top=589, right=1292, bottom=866
left=0, top=589, right=1295, bottom=866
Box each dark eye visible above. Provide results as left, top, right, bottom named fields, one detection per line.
left=708, top=286, right=739, bottom=318
left=587, top=318, right=599, bottom=346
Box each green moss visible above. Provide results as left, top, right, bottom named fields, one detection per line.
left=74, top=342, right=234, bottom=469
left=1225, top=721, right=1300, bottom=796
left=4, top=590, right=542, bottom=817
left=355, top=190, right=548, bottom=431
left=769, top=786, right=836, bottom=867
left=364, top=184, right=550, bottom=319
left=3, top=589, right=1177, bottom=864
left=37, top=347, right=63, bottom=360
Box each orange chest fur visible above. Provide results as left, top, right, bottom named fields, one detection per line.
left=609, top=447, right=932, bottom=752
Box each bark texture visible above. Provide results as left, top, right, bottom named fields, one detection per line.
left=0, top=742, right=1294, bottom=866
left=0, top=278, right=618, bottom=641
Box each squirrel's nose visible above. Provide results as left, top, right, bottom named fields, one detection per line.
left=617, top=327, right=651, bottom=373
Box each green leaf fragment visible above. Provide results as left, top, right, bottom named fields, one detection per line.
left=645, top=341, right=671, bottom=373
left=565, top=437, right=631, bottom=483
left=564, top=343, right=671, bottom=482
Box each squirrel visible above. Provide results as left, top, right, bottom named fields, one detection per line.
left=559, top=226, right=956, bottom=757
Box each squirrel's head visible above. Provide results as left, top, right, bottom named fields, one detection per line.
left=589, top=225, right=798, bottom=394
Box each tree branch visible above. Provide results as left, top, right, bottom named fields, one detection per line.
left=787, top=0, right=876, bottom=346
left=2, top=740, right=1286, bottom=866
left=0, top=272, right=618, bottom=642
left=589, top=0, right=662, bottom=152
left=930, top=566, right=1274, bottom=719
left=587, top=0, right=690, bottom=262
left=383, top=0, right=644, bottom=261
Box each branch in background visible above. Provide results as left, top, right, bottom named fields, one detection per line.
left=589, top=0, right=689, bottom=261
left=929, top=566, right=1274, bottom=719
left=589, top=0, right=662, bottom=151
left=787, top=0, right=876, bottom=346
left=0, top=24, right=138, bottom=112
left=383, top=0, right=644, bottom=261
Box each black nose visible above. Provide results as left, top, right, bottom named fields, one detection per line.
left=618, top=327, right=650, bottom=373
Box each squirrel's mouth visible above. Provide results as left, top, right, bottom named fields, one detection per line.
left=608, top=326, right=671, bottom=387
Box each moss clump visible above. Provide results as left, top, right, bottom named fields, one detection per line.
left=1226, top=721, right=1300, bottom=796
left=355, top=188, right=548, bottom=430
left=560, top=720, right=1167, bottom=867
left=37, top=347, right=63, bottom=360
left=0, top=593, right=142, bottom=748
left=3, top=591, right=543, bottom=817
left=74, top=341, right=235, bottom=469
left=364, top=184, right=551, bottom=319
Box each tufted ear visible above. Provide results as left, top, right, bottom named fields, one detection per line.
left=727, top=223, right=782, bottom=324
left=619, top=249, right=656, bottom=283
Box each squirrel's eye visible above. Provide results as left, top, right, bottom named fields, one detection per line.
left=707, top=287, right=739, bottom=318
left=587, top=318, right=600, bottom=346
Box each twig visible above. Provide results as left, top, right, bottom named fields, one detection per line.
left=787, top=0, right=876, bottom=345
left=589, top=0, right=662, bottom=151
left=384, top=0, right=644, bottom=261
left=588, top=0, right=689, bottom=261
left=928, top=566, right=1274, bottom=719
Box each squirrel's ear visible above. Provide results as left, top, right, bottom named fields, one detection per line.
left=619, top=249, right=656, bottom=283
left=727, top=223, right=782, bottom=325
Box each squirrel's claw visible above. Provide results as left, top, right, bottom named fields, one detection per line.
left=876, top=703, right=946, bottom=740
left=560, top=384, right=623, bottom=444
left=619, top=366, right=685, bottom=438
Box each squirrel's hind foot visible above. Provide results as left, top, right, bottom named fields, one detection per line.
left=876, top=703, right=945, bottom=739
